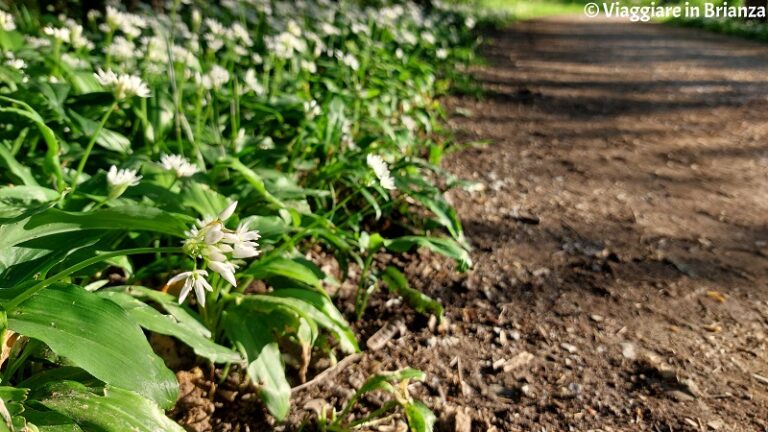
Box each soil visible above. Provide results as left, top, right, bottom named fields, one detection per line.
left=174, top=16, right=768, bottom=431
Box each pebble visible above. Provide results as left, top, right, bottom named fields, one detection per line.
left=561, top=342, right=578, bottom=353
left=620, top=342, right=637, bottom=360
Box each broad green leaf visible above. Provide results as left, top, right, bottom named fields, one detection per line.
left=223, top=306, right=290, bottom=420
left=268, top=289, right=358, bottom=353
left=246, top=257, right=323, bottom=289
left=380, top=266, right=443, bottom=320
left=21, top=408, right=83, bottom=432
left=0, top=186, right=58, bottom=219
left=0, top=206, right=190, bottom=250
left=35, top=382, right=184, bottom=432
left=0, top=146, right=38, bottom=186
left=98, top=290, right=241, bottom=363
left=6, top=284, right=178, bottom=408
left=68, top=110, right=131, bottom=154
left=117, top=286, right=212, bottom=338
left=404, top=401, right=436, bottom=432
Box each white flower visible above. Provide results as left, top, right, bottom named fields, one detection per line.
left=223, top=221, right=261, bottom=259
left=179, top=201, right=261, bottom=292
left=0, top=11, right=16, bottom=32
left=465, top=17, right=476, bottom=29
left=341, top=53, right=359, bottom=71
left=366, top=154, right=395, bottom=190
left=321, top=22, right=340, bottom=36
left=104, top=36, right=136, bottom=61
left=436, top=48, right=448, bottom=59
left=201, top=65, right=229, bottom=90
left=218, top=201, right=237, bottom=221
left=243, top=69, right=265, bottom=96
left=106, top=165, right=141, bottom=198
left=301, top=60, right=317, bottom=74
left=168, top=270, right=213, bottom=306
left=160, top=154, right=198, bottom=178
left=94, top=68, right=150, bottom=99
left=421, top=32, right=436, bottom=45
left=43, top=26, right=71, bottom=42
left=5, top=58, right=25, bottom=70
left=208, top=260, right=238, bottom=286
left=304, top=99, right=321, bottom=118
left=105, top=6, right=145, bottom=39
left=267, top=32, right=306, bottom=59
left=286, top=20, right=302, bottom=37
left=402, top=115, right=417, bottom=131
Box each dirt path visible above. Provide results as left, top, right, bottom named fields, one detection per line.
left=287, top=17, right=768, bottom=432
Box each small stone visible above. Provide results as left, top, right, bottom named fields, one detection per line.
left=590, top=314, right=604, bottom=322
left=707, top=419, right=724, bottom=430
left=668, top=389, right=695, bottom=402
left=561, top=342, right=578, bottom=353
left=503, top=351, right=535, bottom=372
left=620, top=342, right=637, bottom=360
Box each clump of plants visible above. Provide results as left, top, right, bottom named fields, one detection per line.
left=0, top=0, right=478, bottom=429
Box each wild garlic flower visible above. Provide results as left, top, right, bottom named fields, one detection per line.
left=160, top=154, right=198, bottom=178
left=104, top=36, right=137, bottom=62
left=341, top=53, right=359, bottom=71
left=0, top=11, right=16, bottom=32
left=43, top=26, right=71, bottom=42
left=106, top=165, right=141, bottom=198
left=201, top=65, right=229, bottom=90
left=104, top=6, right=145, bottom=39
left=243, top=69, right=265, bottom=96
left=94, top=68, right=151, bottom=99
left=267, top=32, right=306, bottom=59
left=366, top=154, right=396, bottom=190
left=436, top=48, right=448, bottom=59
left=174, top=202, right=261, bottom=302
left=304, top=99, right=321, bottom=118
left=168, top=270, right=213, bottom=307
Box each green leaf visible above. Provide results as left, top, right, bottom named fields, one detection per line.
left=404, top=401, right=436, bottom=432
left=386, top=236, right=472, bottom=271
left=180, top=182, right=230, bottom=220
left=21, top=407, right=83, bottom=432
left=98, top=290, right=241, bottom=364
left=68, top=110, right=131, bottom=154
left=0, top=206, right=190, bottom=250
left=35, top=382, right=184, bottom=432
left=223, top=306, right=291, bottom=420
left=340, top=369, right=425, bottom=419
left=0, top=97, right=63, bottom=191
left=380, top=266, right=443, bottom=320
left=268, top=290, right=358, bottom=353
left=246, top=257, right=323, bottom=289
left=0, top=146, right=38, bottom=186
left=0, top=186, right=58, bottom=219
left=6, top=284, right=178, bottom=408
left=0, top=387, right=28, bottom=431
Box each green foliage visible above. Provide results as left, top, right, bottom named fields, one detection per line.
left=0, top=0, right=477, bottom=427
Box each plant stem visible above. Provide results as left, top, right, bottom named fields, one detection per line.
left=5, top=246, right=183, bottom=311
left=71, top=101, right=118, bottom=193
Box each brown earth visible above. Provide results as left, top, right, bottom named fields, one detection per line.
left=175, top=16, right=768, bottom=432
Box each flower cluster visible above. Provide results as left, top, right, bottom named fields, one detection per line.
left=160, top=154, right=198, bottom=178
left=366, top=154, right=396, bottom=190
left=169, top=202, right=261, bottom=306
left=106, top=165, right=141, bottom=199
left=94, top=68, right=151, bottom=100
